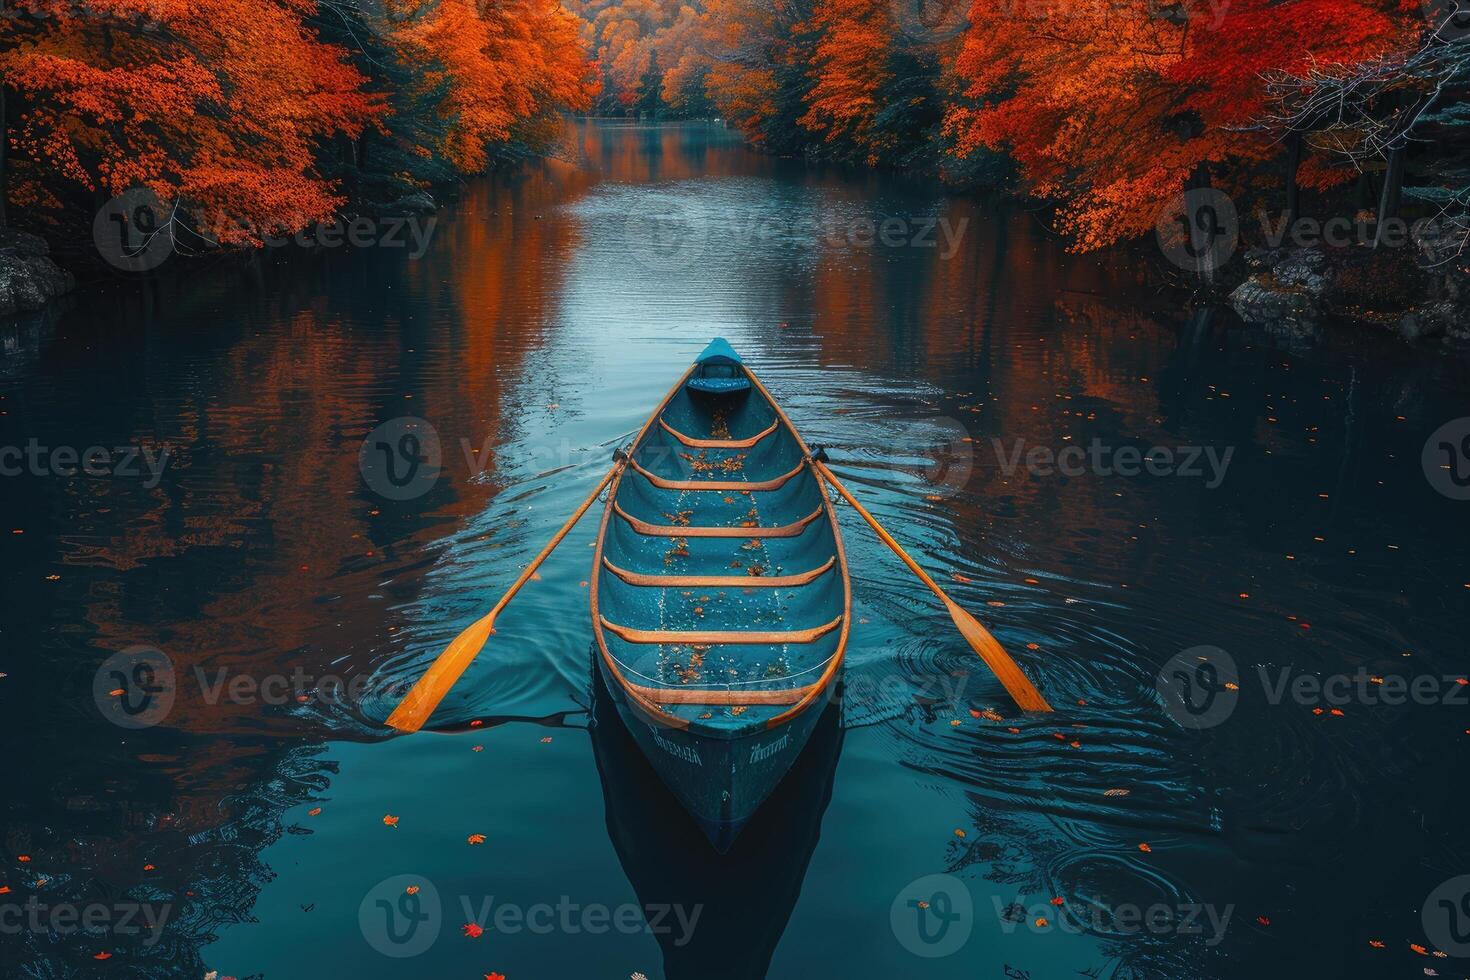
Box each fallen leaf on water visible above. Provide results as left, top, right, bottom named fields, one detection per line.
left=1137, top=843, right=1152, bottom=853
left=93, top=952, right=112, bottom=960
left=1224, top=682, right=1240, bottom=690
left=1411, top=944, right=1428, bottom=955
left=143, top=864, right=155, bottom=872
left=730, top=706, right=747, bottom=715
left=308, top=807, right=322, bottom=816
left=1369, top=940, right=1385, bottom=948
left=1007, top=727, right=1021, bottom=734
left=952, top=573, right=973, bottom=584
left=406, top=886, right=420, bottom=895
left=950, top=719, right=962, bottom=727
left=1026, top=643, right=1040, bottom=651
left=463, top=923, right=484, bottom=938
left=467, top=834, right=486, bottom=845
left=109, top=689, right=125, bottom=697
left=1034, top=917, right=1049, bottom=927
left=1256, top=916, right=1270, bottom=926
left=486, top=974, right=506, bottom=980
left=916, top=901, right=929, bottom=909
left=382, top=815, right=399, bottom=828
left=1103, top=789, right=1130, bottom=797
left=472, top=746, right=483, bottom=753
left=1330, top=708, right=1344, bottom=717
left=540, top=736, right=553, bottom=743
left=470, top=720, right=484, bottom=728
left=0, top=887, right=10, bottom=895
left=1050, top=896, right=1064, bottom=906
left=953, top=829, right=966, bottom=838
left=17, top=856, right=30, bottom=863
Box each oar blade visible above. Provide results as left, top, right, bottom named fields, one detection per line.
left=943, top=598, right=1053, bottom=713
left=384, top=614, right=498, bottom=733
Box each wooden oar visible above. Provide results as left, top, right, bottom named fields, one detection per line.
left=385, top=456, right=629, bottom=733
left=810, top=457, right=1053, bottom=713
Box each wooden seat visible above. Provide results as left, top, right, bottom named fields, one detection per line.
left=600, top=556, right=836, bottom=589
left=623, top=683, right=813, bottom=706
left=658, top=417, right=779, bottom=449
left=599, top=615, right=843, bottom=645
left=628, top=456, right=805, bottom=492
left=614, top=502, right=824, bottom=538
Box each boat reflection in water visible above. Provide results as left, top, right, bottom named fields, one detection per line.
left=590, top=665, right=845, bottom=979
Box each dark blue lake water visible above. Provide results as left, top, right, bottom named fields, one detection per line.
left=3, top=120, right=1470, bottom=979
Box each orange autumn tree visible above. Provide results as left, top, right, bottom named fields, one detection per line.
left=697, top=0, right=811, bottom=143
left=391, top=0, right=595, bottom=173
left=0, top=0, right=384, bottom=243
left=798, top=0, right=894, bottom=161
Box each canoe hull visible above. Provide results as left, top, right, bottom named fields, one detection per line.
left=591, top=339, right=850, bottom=850
left=596, top=648, right=836, bottom=851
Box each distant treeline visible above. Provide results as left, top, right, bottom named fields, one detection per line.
left=2, top=0, right=1466, bottom=262
left=572, top=0, right=1470, bottom=255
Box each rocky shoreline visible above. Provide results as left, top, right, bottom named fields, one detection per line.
left=1227, top=230, right=1470, bottom=344
left=0, top=229, right=75, bottom=316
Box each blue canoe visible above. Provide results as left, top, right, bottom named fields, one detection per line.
left=591, top=338, right=851, bottom=850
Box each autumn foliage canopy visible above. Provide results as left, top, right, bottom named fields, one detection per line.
left=0, top=0, right=594, bottom=245
left=0, top=0, right=1459, bottom=256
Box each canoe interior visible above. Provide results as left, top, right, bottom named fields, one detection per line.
left=597, top=376, right=845, bottom=736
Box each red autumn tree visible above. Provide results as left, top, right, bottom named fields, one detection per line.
left=0, top=0, right=385, bottom=243
left=946, top=0, right=1418, bottom=250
